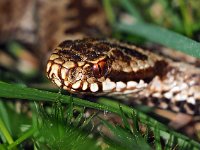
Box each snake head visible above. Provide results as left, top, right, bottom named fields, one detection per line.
left=46, top=38, right=111, bottom=93
left=46, top=38, right=167, bottom=95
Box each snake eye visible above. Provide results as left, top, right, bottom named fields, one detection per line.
left=93, top=61, right=107, bottom=78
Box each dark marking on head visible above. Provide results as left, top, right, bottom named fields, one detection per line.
left=108, top=60, right=168, bottom=83
left=111, top=49, right=131, bottom=61
left=58, top=49, right=81, bottom=61
left=58, top=40, right=74, bottom=49
left=101, top=41, right=148, bottom=60
left=117, top=45, right=147, bottom=60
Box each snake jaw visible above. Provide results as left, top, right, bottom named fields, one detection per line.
left=47, top=57, right=101, bottom=93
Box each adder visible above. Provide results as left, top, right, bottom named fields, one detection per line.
left=43, top=1, right=200, bottom=116
left=1, top=0, right=200, bottom=133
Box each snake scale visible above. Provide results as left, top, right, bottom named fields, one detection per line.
left=0, top=0, right=200, bottom=116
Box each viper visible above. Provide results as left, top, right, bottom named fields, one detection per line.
left=43, top=0, right=200, bottom=116
left=46, top=38, right=200, bottom=115
left=0, top=0, right=200, bottom=125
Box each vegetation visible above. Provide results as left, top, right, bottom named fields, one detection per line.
left=1, top=0, right=200, bottom=149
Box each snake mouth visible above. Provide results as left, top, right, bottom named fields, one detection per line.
left=46, top=56, right=87, bottom=91
left=46, top=54, right=103, bottom=93
left=46, top=58, right=148, bottom=95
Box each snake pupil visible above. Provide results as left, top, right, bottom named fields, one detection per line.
left=93, top=61, right=106, bottom=78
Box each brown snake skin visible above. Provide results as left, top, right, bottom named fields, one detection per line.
left=0, top=0, right=200, bottom=116
left=47, top=38, right=200, bottom=115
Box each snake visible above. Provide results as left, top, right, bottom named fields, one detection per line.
left=43, top=0, right=200, bottom=116
left=46, top=38, right=200, bottom=115
left=0, top=0, right=199, bottom=116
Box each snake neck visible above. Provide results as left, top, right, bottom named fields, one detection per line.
left=120, top=61, right=200, bottom=115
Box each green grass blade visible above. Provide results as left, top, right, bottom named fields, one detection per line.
left=115, top=22, right=200, bottom=58
left=0, top=144, right=6, bottom=150
left=158, top=0, right=183, bottom=32
left=100, top=117, right=151, bottom=150
left=0, top=81, right=118, bottom=114
left=73, top=113, right=84, bottom=128
left=38, top=122, right=100, bottom=150
left=0, top=81, right=200, bottom=149
left=7, top=127, right=37, bottom=150
left=0, top=101, right=11, bottom=134
left=98, top=98, right=200, bottom=149
left=131, top=112, right=139, bottom=134
left=154, top=125, right=162, bottom=150
left=80, top=113, right=96, bottom=129
left=164, top=134, right=174, bottom=150
left=178, top=0, right=193, bottom=36
left=119, top=0, right=143, bottom=21
left=103, top=0, right=116, bottom=25
left=66, top=96, right=74, bottom=124
left=144, top=125, right=149, bottom=143
left=0, top=118, right=14, bottom=144
left=119, top=105, right=132, bottom=131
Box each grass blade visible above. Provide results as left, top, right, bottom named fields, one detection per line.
left=119, top=105, right=131, bottom=131
left=100, top=117, right=151, bottom=150
left=0, top=118, right=14, bottom=144
left=7, top=127, right=37, bottom=150
left=154, top=125, right=162, bottom=150
left=0, top=101, right=11, bottom=134
left=0, top=81, right=200, bottom=149
left=66, top=96, right=74, bottom=124
left=119, top=0, right=143, bottom=21
left=0, top=81, right=117, bottom=114
left=115, top=22, right=200, bottom=58
left=98, top=98, right=200, bottom=148
left=103, top=0, right=116, bottom=24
